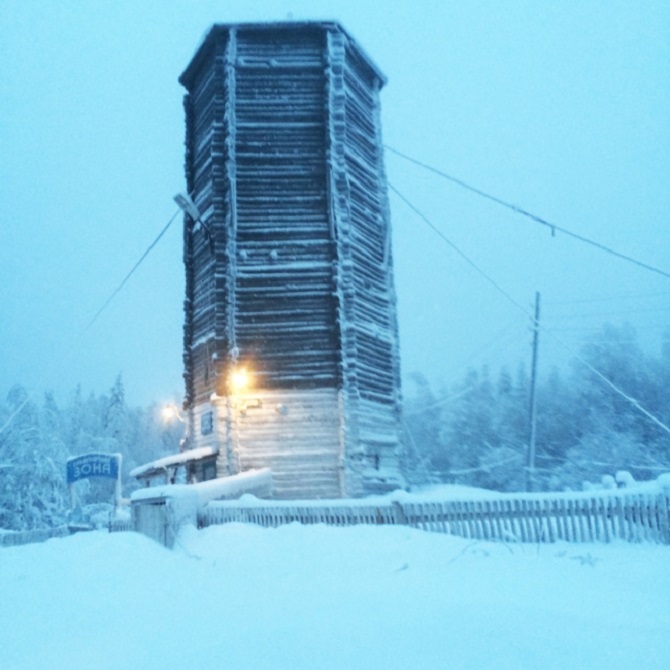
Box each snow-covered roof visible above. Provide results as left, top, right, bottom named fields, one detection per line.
left=179, top=22, right=387, bottom=90
left=129, top=447, right=217, bottom=479
left=130, top=468, right=272, bottom=506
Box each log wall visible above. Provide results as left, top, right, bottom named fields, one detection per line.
left=179, top=22, right=404, bottom=498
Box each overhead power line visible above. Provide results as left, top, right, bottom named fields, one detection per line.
left=0, top=207, right=182, bottom=438
left=546, top=325, right=669, bottom=335
left=388, top=182, right=531, bottom=315
left=388, top=183, right=670, bottom=438
left=546, top=291, right=670, bottom=306
left=405, top=384, right=477, bottom=417
left=83, top=208, right=181, bottom=334
left=545, top=307, right=670, bottom=320
left=385, top=145, right=670, bottom=280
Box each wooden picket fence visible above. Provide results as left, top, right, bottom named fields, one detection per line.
left=0, top=525, right=71, bottom=548
left=1, top=520, right=133, bottom=548
left=109, top=518, right=134, bottom=533
left=200, top=492, right=670, bottom=545
left=5, top=493, right=669, bottom=548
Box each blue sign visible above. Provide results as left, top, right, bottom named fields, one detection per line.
left=66, top=453, right=120, bottom=484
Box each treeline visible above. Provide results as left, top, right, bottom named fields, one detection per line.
left=2, top=325, right=668, bottom=531
left=0, top=376, right=181, bottom=531
left=405, top=324, right=670, bottom=492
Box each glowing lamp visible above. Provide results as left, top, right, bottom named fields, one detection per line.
left=230, top=368, right=250, bottom=393
left=162, top=403, right=185, bottom=423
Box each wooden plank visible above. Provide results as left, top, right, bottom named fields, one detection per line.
left=463, top=501, right=474, bottom=538
left=465, top=501, right=482, bottom=540
left=546, top=500, right=557, bottom=543
left=523, top=499, right=535, bottom=542
left=588, top=497, right=600, bottom=542
left=497, top=499, right=513, bottom=542
left=632, top=495, right=643, bottom=542
left=658, top=494, right=670, bottom=544
left=423, top=503, right=434, bottom=531
left=646, top=494, right=660, bottom=541
left=600, top=497, right=612, bottom=543
left=396, top=501, right=410, bottom=527
left=532, top=500, right=545, bottom=543
left=513, top=500, right=525, bottom=543
left=566, top=499, right=578, bottom=542
left=578, top=497, right=591, bottom=542
left=488, top=501, right=499, bottom=540
left=479, top=501, right=491, bottom=540
left=617, top=498, right=625, bottom=540
left=641, top=494, right=654, bottom=542
left=437, top=502, right=449, bottom=534
left=453, top=501, right=464, bottom=537
left=506, top=499, right=519, bottom=542
left=480, top=501, right=491, bottom=540
left=562, top=498, right=573, bottom=542
left=531, top=500, right=542, bottom=543
left=464, top=501, right=475, bottom=539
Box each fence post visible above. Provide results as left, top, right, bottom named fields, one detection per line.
left=659, top=494, right=670, bottom=544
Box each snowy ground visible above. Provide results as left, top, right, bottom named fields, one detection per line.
left=1, top=524, right=668, bottom=670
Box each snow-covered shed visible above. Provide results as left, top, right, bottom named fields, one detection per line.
left=178, top=22, right=405, bottom=499
left=129, top=447, right=218, bottom=486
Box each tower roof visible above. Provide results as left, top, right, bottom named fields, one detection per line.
left=179, top=21, right=387, bottom=90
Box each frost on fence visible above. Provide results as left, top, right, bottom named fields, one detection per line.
left=199, top=488, right=670, bottom=545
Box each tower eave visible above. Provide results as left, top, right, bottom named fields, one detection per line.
left=178, top=21, right=387, bottom=91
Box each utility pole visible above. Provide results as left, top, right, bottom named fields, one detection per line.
left=526, top=292, right=540, bottom=492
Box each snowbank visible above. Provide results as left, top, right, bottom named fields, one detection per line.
left=130, top=469, right=273, bottom=546
left=205, top=474, right=670, bottom=510
left=130, top=467, right=272, bottom=506
left=0, top=524, right=668, bottom=670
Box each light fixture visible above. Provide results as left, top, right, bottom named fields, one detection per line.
left=173, top=192, right=202, bottom=223
left=230, top=367, right=250, bottom=393
left=174, top=192, right=213, bottom=240
left=162, top=403, right=186, bottom=424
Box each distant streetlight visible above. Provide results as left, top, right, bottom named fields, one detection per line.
left=162, top=403, right=186, bottom=424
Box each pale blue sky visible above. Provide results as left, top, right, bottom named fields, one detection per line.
left=1, top=1, right=668, bottom=406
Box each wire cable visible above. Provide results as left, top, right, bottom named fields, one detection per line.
left=389, top=182, right=534, bottom=316
left=0, top=207, right=182, bottom=437
left=546, top=291, right=670, bottom=306
left=385, top=145, right=670, bottom=280
left=405, top=384, right=477, bottom=417
left=83, top=208, right=181, bottom=333
left=389, top=183, right=670, bottom=437
left=405, top=320, right=527, bottom=418
left=545, top=307, right=669, bottom=320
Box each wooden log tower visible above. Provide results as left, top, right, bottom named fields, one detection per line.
left=179, top=22, right=405, bottom=498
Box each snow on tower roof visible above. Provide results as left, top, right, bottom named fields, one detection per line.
left=179, top=21, right=387, bottom=90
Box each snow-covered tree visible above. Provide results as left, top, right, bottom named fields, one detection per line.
left=0, top=379, right=181, bottom=530
left=0, top=386, right=69, bottom=530
left=404, top=323, right=670, bottom=493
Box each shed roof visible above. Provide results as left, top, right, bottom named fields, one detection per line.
left=129, top=446, right=217, bottom=480
left=179, top=21, right=387, bottom=90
